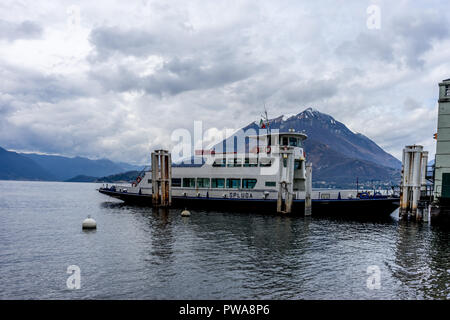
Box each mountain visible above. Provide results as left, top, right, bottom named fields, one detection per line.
left=65, top=175, right=98, bottom=183
left=65, top=171, right=140, bottom=183
left=95, top=170, right=140, bottom=183
left=305, top=139, right=400, bottom=187
left=0, top=146, right=143, bottom=182
left=0, top=147, right=55, bottom=181
left=244, top=108, right=401, bottom=169
left=21, top=153, right=142, bottom=181
left=214, top=108, right=401, bottom=188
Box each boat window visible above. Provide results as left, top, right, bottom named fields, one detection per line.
left=212, top=158, right=226, bottom=167
left=242, top=179, right=257, bottom=189
left=281, top=137, right=288, bottom=146
left=196, top=178, right=210, bottom=188
left=289, top=137, right=298, bottom=147
left=265, top=181, right=276, bottom=187
left=226, top=178, right=241, bottom=189
left=244, top=157, right=258, bottom=167
left=171, top=178, right=181, bottom=187
left=182, top=178, right=195, bottom=188
left=259, top=158, right=272, bottom=167
left=227, top=158, right=242, bottom=167
left=294, top=160, right=302, bottom=170
left=211, top=178, right=225, bottom=188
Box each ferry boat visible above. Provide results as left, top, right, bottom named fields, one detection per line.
left=98, top=130, right=399, bottom=217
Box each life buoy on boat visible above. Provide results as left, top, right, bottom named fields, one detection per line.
left=266, top=146, right=271, bottom=153
left=136, top=176, right=141, bottom=184
left=359, top=192, right=369, bottom=199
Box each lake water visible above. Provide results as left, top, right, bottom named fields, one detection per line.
left=0, top=181, right=449, bottom=299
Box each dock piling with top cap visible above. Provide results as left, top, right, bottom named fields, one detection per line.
left=305, top=162, right=312, bottom=216
left=399, top=145, right=425, bottom=220
left=151, top=150, right=172, bottom=207
left=420, top=151, right=428, bottom=194
left=277, top=146, right=295, bottom=214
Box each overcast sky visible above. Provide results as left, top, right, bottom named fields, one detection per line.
left=0, top=0, right=449, bottom=164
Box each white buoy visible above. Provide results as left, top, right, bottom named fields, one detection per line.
left=181, top=209, right=191, bottom=217
left=82, top=216, right=97, bottom=229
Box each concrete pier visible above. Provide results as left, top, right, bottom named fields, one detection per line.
left=400, top=145, right=425, bottom=220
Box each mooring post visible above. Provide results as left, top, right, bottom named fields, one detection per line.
left=400, top=145, right=426, bottom=220
left=151, top=150, right=172, bottom=207
left=160, top=152, right=167, bottom=206
left=277, top=151, right=294, bottom=214
left=399, top=147, right=411, bottom=218
left=161, top=150, right=172, bottom=207
left=151, top=152, right=158, bottom=206
left=411, top=147, right=423, bottom=217
left=420, top=151, right=428, bottom=194
left=277, top=184, right=283, bottom=213
left=305, top=162, right=312, bottom=216
left=285, top=190, right=292, bottom=214
left=167, top=153, right=172, bottom=207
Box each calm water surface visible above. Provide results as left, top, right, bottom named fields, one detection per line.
left=0, top=181, right=449, bottom=299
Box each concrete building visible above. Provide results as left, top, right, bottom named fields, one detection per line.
left=434, top=78, right=450, bottom=200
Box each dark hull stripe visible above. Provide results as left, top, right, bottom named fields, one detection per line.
left=98, top=189, right=399, bottom=217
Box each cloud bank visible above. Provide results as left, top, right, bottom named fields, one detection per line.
left=0, top=0, right=448, bottom=164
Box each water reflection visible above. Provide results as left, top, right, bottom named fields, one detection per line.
left=104, top=203, right=449, bottom=299
left=149, top=208, right=174, bottom=260
left=98, top=201, right=450, bottom=299
left=4, top=179, right=448, bottom=300
left=390, top=220, right=450, bottom=299
left=389, top=221, right=430, bottom=299
left=426, top=225, right=450, bottom=299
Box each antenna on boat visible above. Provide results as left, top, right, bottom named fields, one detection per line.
left=260, top=104, right=270, bottom=134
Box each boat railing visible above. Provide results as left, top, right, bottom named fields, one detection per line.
left=137, top=166, right=151, bottom=178
left=101, top=184, right=131, bottom=191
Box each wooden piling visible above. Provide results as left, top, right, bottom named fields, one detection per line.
left=151, top=150, right=172, bottom=207
left=305, top=163, right=312, bottom=216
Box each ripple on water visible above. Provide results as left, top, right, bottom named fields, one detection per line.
left=0, top=181, right=449, bottom=299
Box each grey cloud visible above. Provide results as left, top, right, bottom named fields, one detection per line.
left=0, top=92, right=139, bottom=161
left=87, top=12, right=255, bottom=61
left=336, top=32, right=394, bottom=63
left=143, top=57, right=265, bottom=95
left=0, top=1, right=448, bottom=164
left=335, top=10, right=449, bottom=68
left=0, top=63, right=97, bottom=103
left=89, top=26, right=162, bottom=59
left=392, top=12, right=449, bottom=67
left=282, top=79, right=339, bottom=104
left=0, top=20, right=42, bottom=41
left=91, top=53, right=267, bottom=96
left=88, top=21, right=267, bottom=96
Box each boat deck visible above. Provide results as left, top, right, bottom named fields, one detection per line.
left=98, top=188, right=399, bottom=217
